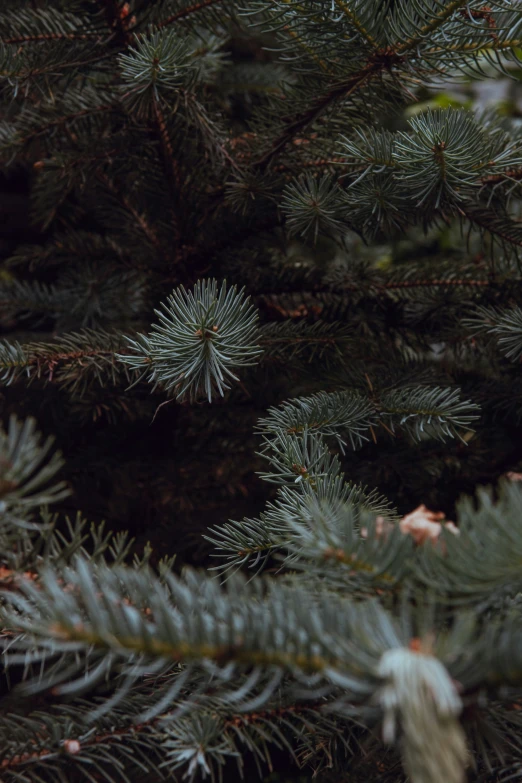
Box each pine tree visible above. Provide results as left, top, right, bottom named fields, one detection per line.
left=3, top=1, right=522, bottom=781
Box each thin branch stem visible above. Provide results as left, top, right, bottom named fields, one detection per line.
left=462, top=207, right=522, bottom=249
left=158, top=0, right=227, bottom=27
left=395, top=0, right=469, bottom=54
left=47, top=621, right=336, bottom=673
left=0, top=699, right=327, bottom=770
left=96, top=172, right=170, bottom=262
left=254, top=64, right=379, bottom=169
left=330, top=0, right=378, bottom=48
left=97, top=0, right=133, bottom=45
left=152, top=98, right=183, bottom=247
left=480, top=168, right=522, bottom=186
left=19, top=105, right=115, bottom=146
left=3, top=31, right=103, bottom=44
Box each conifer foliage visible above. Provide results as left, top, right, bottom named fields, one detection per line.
left=3, top=1, right=522, bottom=782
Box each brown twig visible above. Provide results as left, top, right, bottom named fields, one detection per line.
left=97, top=0, right=134, bottom=46
left=96, top=172, right=170, bottom=263
left=158, top=0, right=227, bottom=28
left=254, top=65, right=379, bottom=169
left=462, top=207, right=522, bottom=249
left=153, top=99, right=182, bottom=193
left=3, top=31, right=103, bottom=44
left=0, top=697, right=328, bottom=770
left=480, top=168, right=522, bottom=186
left=20, top=105, right=115, bottom=144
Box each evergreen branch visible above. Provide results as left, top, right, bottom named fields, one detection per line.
left=257, top=277, right=496, bottom=311
left=0, top=558, right=487, bottom=783
left=206, top=469, right=396, bottom=576
left=222, top=699, right=327, bottom=730
left=257, top=429, right=344, bottom=486
left=273, top=155, right=349, bottom=173
left=282, top=173, right=346, bottom=240
left=461, top=206, right=522, bottom=249
left=5, top=232, right=124, bottom=273
left=0, top=331, right=133, bottom=396
left=395, top=0, right=469, bottom=54
left=0, top=692, right=166, bottom=782
left=254, top=63, right=380, bottom=168
left=96, top=172, right=170, bottom=262
left=393, top=109, right=509, bottom=209
left=98, top=0, right=134, bottom=45
left=0, top=340, right=32, bottom=385
left=380, top=278, right=490, bottom=290
left=338, top=127, right=396, bottom=172
left=480, top=167, right=522, bottom=187
left=259, top=320, right=354, bottom=365
left=258, top=386, right=479, bottom=450
left=1, top=562, right=379, bottom=677
left=280, top=21, right=334, bottom=76
left=118, top=29, right=197, bottom=118
left=206, top=510, right=288, bottom=575
left=158, top=0, right=228, bottom=28
left=0, top=9, right=104, bottom=44
left=330, top=0, right=379, bottom=48
left=118, top=280, right=261, bottom=402
left=258, top=390, right=377, bottom=451
left=463, top=306, right=522, bottom=362
left=152, top=97, right=183, bottom=244
left=0, top=40, right=114, bottom=88
left=279, top=495, right=409, bottom=590
left=414, top=481, right=522, bottom=606
left=32, top=343, right=121, bottom=379
left=10, top=471, right=522, bottom=661
left=3, top=31, right=104, bottom=45
left=4, top=3, right=522, bottom=781
left=160, top=700, right=355, bottom=780
left=153, top=97, right=182, bottom=193
left=0, top=279, right=61, bottom=322
left=15, top=104, right=116, bottom=147
left=0, top=416, right=69, bottom=523
left=0, top=693, right=340, bottom=783
left=379, top=386, right=480, bottom=443
left=0, top=508, right=139, bottom=576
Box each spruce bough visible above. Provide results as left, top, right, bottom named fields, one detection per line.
left=2, top=2, right=522, bottom=782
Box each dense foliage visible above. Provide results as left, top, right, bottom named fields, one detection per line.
left=3, top=1, right=522, bottom=782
